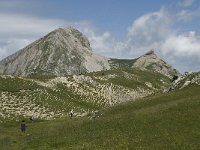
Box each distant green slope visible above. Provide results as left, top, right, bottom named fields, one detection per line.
left=109, top=58, right=136, bottom=69
left=1, top=85, right=200, bottom=149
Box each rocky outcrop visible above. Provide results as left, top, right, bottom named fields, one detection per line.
left=169, top=72, right=200, bottom=91
left=132, top=50, right=179, bottom=78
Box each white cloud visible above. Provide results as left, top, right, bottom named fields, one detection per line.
left=177, top=8, right=200, bottom=21
left=85, top=30, right=127, bottom=58
left=125, top=7, right=172, bottom=56
left=162, top=33, right=200, bottom=56
left=0, top=38, right=32, bottom=59
left=128, top=8, right=171, bottom=38
left=160, top=32, right=200, bottom=70
left=0, top=13, right=68, bottom=37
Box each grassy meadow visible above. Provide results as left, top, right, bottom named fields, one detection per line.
left=1, top=84, right=200, bottom=150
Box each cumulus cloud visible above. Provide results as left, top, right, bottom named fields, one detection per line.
left=125, top=7, right=172, bottom=57
left=177, top=8, right=200, bottom=21
left=83, top=29, right=127, bottom=58
left=0, top=13, right=68, bottom=37
left=160, top=32, right=200, bottom=70
left=162, top=32, right=200, bottom=56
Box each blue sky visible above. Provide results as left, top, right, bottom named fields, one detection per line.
left=0, top=0, right=170, bottom=37
left=0, top=0, right=200, bottom=72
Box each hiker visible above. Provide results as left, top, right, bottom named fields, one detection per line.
left=21, top=120, right=26, bottom=133
left=69, top=110, right=73, bottom=118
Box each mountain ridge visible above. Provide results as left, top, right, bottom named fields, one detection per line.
left=0, top=27, right=179, bottom=77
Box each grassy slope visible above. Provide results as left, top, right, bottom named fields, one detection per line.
left=89, top=69, right=170, bottom=89
left=1, top=85, right=200, bottom=150
left=0, top=69, right=171, bottom=121
left=109, top=58, right=136, bottom=69
left=0, top=75, right=101, bottom=118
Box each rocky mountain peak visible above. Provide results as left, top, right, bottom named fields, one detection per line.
left=42, top=27, right=91, bottom=51
left=0, top=27, right=110, bottom=76
left=144, top=49, right=155, bottom=55
left=132, top=49, right=179, bottom=78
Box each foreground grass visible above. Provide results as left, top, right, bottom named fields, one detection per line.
left=1, top=85, right=200, bottom=150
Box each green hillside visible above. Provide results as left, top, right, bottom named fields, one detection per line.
left=1, top=84, right=200, bottom=150
left=109, top=58, right=136, bottom=69
left=0, top=69, right=170, bottom=121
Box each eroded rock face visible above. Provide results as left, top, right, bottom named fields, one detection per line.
left=132, top=50, right=179, bottom=78
left=0, top=27, right=110, bottom=76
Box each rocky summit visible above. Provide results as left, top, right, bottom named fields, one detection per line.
left=132, top=50, right=179, bottom=78
left=0, top=27, right=178, bottom=77
left=0, top=27, right=110, bottom=76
